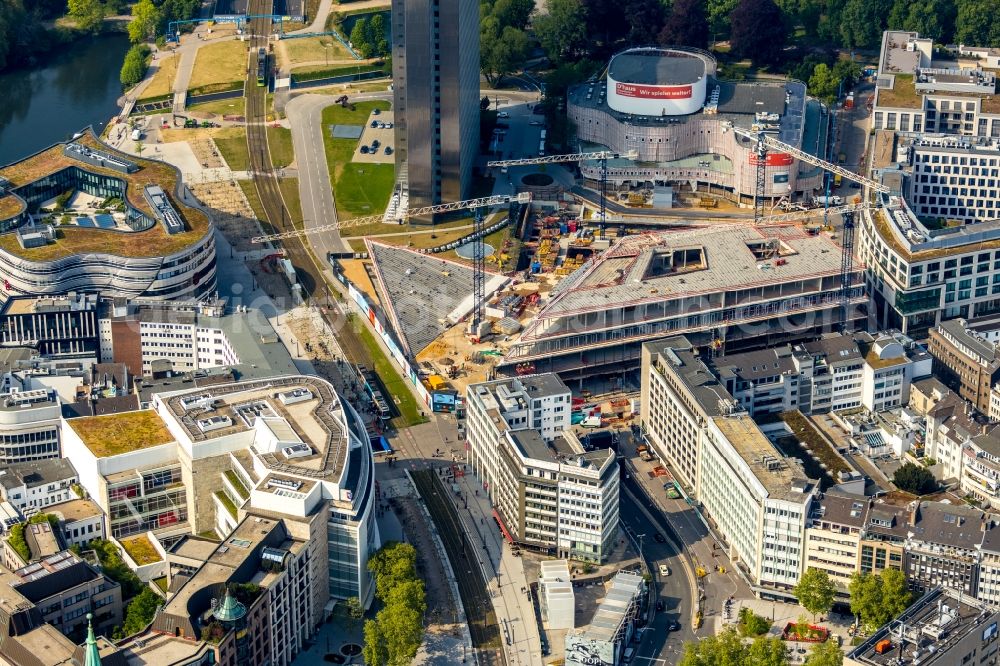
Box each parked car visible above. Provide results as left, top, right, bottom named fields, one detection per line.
left=668, top=622, right=680, bottom=631
left=653, top=533, right=666, bottom=543
left=360, top=146, right=369, bottom=154
left=372, top=139, right=380, bottom=149
left=497, top=111, right=510, bottom=118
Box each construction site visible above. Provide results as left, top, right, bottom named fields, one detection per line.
left=324, top=195, right=868, bottom=404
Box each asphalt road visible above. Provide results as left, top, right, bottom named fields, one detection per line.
left=285, top=94, right=350, bottom=256
left=619, top=491, right=695, bottom=664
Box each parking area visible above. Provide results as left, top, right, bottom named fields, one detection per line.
left=353, top=110, right=395, bottom=164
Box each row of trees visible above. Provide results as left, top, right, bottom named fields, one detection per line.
left=349, top=14, right=389, bottom=59
left=362, top=542, right=426, bottom=666
left=531, top=0, right=1000, bottom=72
left=679, top=627, right=844, bottom=666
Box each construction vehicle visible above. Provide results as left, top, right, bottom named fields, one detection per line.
left=488, top=149, right=638, bottom=238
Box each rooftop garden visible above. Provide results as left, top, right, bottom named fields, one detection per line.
left=67, top=409, right=174, bottom=458
left=120, top=535, right=162, bottom=566
left=779, top=410, right=851, bottom=475
left=224, top=470, right=250, bottom=500
left=215, top=491, right=237, bottom=520
left=7, top=514, right=60, bottom=562
left=877, top=74, right=921, bottom=109
left=0, top=131, right=211, bottom=260
left=0, top=195, right=24, bottom=219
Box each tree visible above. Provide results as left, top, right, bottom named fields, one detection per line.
left=679, top=628, right=747, bottom=665
left=837, top=0, right=892, bottom=49
left=363, top=619, right=388, bottom=666
left=622, top=0, right=665, bottom=45
left=122, top=588, right=161, bottom=636
left=729, top=0, right=786, bottom=66
left=481, top=22, right=531, bottom=85
left=849, top=570, right=913, bottom=633
left=379, top=603, right=424, bottom=665
left=737, top=606, right=772, bottom=636
left=120, top=44, right=150, bottom=87
left=806, top=641, right=844, bottom=666
left=491, top=0, right=535, bottom=30
left=127, top=0, right=159, bottom=43
left=68, top=0, right=106, bottom=33
left=832, top=58, right=862, bottom=89
left=893, top=462, right=937, bottom=495
left=707, top=0, right=739, bottom=38
left=659, top=0, right=709, bottom=49
left=680, top=628, right=789, bottom=666
left=350, top=17, right=372, bottom=58
left=533, top=0, right=588, bottom=64
left=368, top=14, right=388, bottom=56
left=795, top=568, right=836, bottom=620
left=808, top=63, right=839, bottom=102
left=888, top=0, right=956, bottom=44
left=748, top=636, right=791, bottom=666
left=881, top=568, right=913, bottom=620
left=956, top=0, right=1000, bottom=47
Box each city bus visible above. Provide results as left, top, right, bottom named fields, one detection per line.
left=256, top=48, right=267, bottom=87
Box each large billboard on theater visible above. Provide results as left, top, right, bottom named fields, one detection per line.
left=749, top=152, right=794, bottom=166
left=615, top=82, right=692, bottom=99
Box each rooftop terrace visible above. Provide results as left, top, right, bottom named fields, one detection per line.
left=67, top=409, right=174, bottom=458
left=0, top=130, right=211, bottom=261
left=162, top=376, right=360, bottom=481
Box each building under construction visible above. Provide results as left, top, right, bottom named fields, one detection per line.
left=495, top=223, right=868, bottom=386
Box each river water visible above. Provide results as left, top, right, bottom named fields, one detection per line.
left=0, top=32, right=131, bottom=166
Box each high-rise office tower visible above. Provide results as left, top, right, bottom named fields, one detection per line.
left=391, top=0, right=479, bottom=214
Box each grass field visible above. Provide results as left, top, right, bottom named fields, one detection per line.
left=140, top=54, right=178, bottom=101
left=267, top=126, right=294, bottom=169
left=320, top=100, right=394, bottom=219
left=187, top=97, right=245, bottom=116
left=216, top=133, right=250, bottom=171
left=188, top=40, right=248, bottom=93
left=349, top=314, right=426, bottom=427
left=238, top=181, right=268, bottom=225
left=278, top=178, right=303, bottom=226
left=281, top=36, right=351, bottom=66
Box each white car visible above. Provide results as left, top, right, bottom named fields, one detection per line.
left=659, top=564, right=671, bottom=577
left=497, top=111, right=510, bottom=118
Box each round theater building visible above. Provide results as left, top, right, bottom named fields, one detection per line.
left=568, top=47, right=825, bottom=204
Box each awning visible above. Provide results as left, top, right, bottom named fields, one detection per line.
left=492, top=509, right=515, bottom=543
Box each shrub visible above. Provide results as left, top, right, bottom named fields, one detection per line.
left=738, top=606, right=772, bottom=637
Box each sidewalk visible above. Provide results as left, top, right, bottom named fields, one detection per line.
left=450, top=465, right=544, bottom=666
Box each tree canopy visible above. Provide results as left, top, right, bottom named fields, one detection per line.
left=680, top=628, right=788, bottom=666
left=795, top=568, right=836, bottom=619
left=67, top=0, right=105, bottom=33
left=893, top=462, right=938, bottom=495
left=659, top=0, right=710, bottom=49
left=805, top=640, right=845, bottom=666
left=363, top=542, right=426, bottom=666
left=849, top=569, right=913, bottom=633
left=730, top=0, right=787, bottom=65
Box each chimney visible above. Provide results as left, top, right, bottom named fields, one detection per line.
left=909, top=501, right=920, bottom=527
